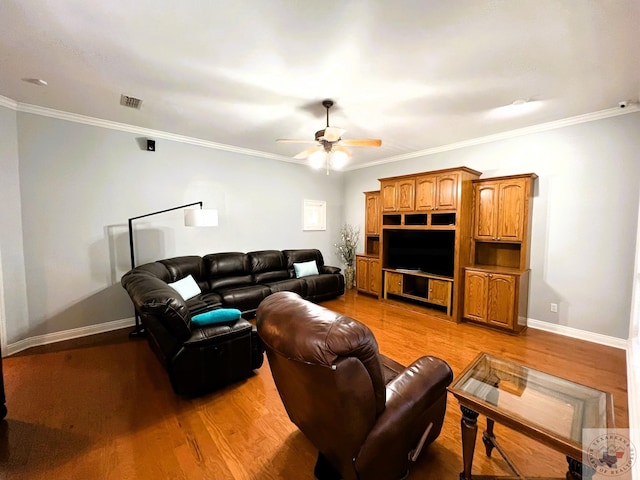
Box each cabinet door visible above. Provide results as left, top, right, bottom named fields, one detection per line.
left=381, top=182, right=397, bottom=212
left=356, top=257, right=368, bottom=292
left=397, top=179, right=415, bottom=211
left=463, top=270, right=488, bottom=322
left=474, top=183, right=499, bottom=240
left=496, top=179, right=526, bottom=241
left=415, top=175, right=436, bottom=211
left=486, top=274, right=516, bottom=328
left=368, top=259, right=381, bottom=295
left=436, top=173, right=458, bottom=210
left=386, top=272, right=403, bottom=295
left=365, top=192, right=380, bottom=235
left=428, top=279, right=450, bottom=307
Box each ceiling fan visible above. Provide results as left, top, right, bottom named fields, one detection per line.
left=277, top=99, right=382, bottom=174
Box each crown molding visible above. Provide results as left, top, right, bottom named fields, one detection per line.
left=12, top=100, right=300, bottom=164
left=349, top=105, right=640, bottom=170
left=0, top=95, right=18, bottom=110
left=2, top=94, right=638, bottom=169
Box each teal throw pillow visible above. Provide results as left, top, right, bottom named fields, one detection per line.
left=191, top=308, right=241, bottom=327
left=293, top=260, right=319, bottom=278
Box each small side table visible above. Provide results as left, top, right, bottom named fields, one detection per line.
left=448, top=352, right=614, bottom=480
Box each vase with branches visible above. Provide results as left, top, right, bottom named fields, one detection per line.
left=335, top=224, right=359, bottom=289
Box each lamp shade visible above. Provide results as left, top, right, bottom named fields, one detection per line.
left=184, top=208, right=218, bottom=227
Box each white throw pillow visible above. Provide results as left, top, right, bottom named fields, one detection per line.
left=168, top=274, right=201, bottom=300
left=293, top=260, right=319, bottom=278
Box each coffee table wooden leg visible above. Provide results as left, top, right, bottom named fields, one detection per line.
left=482, top=418, right=496, bottom=457
left=460, top=406, right=479, bottom=480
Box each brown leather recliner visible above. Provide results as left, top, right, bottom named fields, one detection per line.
left=256, top=292, right=453, bottom=480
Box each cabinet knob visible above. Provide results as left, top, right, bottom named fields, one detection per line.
left=497, top=237, right=501, bottom=240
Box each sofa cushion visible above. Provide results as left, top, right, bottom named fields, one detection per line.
left=283, top=249, right=325, bottom=278
left=218, top=285, right=271, bottom=313
left=159, top=256, right=208, bottom=291
left=293, top=260, right=319, bottom=278
left=131, top=261, right=172, bottom=282
left=168, top=274, right=201, bottom=300
left=191, top=308, right=242, bottom=327
left=186, top=292, right=223, bottom=315
left=248, top=250, right=290, bottom=283
left=303, top=273, right=345, bottom=302
left=204, top=252, right=254, bottom=290
left=266, top=278, right=307, bottom=297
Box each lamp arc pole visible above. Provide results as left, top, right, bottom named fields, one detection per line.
left=127, top=201, right=203, bottom=338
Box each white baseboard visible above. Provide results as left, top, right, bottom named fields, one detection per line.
left=4, top=316, right=628, bottom=356
left=4, top=317, right=135, bottom=357
left=527, top=318, right=628, bottom=350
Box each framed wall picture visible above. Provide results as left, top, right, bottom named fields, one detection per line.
left=303, top=199, right=326, bottom=231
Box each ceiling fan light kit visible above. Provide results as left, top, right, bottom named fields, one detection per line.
left=277, top=99, right=381, bottom=174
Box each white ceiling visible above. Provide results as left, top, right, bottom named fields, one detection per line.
left=1, top=0, right=639, bottom=170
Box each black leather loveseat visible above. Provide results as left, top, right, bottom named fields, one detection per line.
left=121, top=249, right=344, bottom=395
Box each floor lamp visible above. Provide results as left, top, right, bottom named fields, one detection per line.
left=127, top=201, right=219, bottom=337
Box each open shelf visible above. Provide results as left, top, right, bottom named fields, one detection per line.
left=383, top=214, right=402, bottom=226
left=431, top=212, right=456, bottom=226
left=474, top=242, right=521, bottom=269
left=381, top=212, right=457, bottom=228
left=365, top=236, right=380, bottom=256
left=383, top=268, right=454, bottom=316
left=404, top=213, right=428, bottom=226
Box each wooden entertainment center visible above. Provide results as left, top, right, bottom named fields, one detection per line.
left=356, top=167, right=536, bottom=333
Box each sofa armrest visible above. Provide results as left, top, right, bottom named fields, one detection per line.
left=321, top=265, right=341, bottom=274
left=355, top=356, right=453, bottom=472
left=123, top=273, right=192, bottom=340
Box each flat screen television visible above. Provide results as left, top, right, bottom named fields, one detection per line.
left=384, top=229, right=455, bottom=278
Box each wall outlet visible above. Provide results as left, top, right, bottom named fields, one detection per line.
left=550, top=303, right=558, bottom=313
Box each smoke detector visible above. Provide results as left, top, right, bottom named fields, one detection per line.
left=120, top=94, right=142, bottom=109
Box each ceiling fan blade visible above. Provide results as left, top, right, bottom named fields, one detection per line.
left=340, top=138, right=382, bottom=147
left=294, top=146, right=322, bottom=160
left=276, top=138, right=317, bottom=144
left=321, top=126, right=346, bottom=142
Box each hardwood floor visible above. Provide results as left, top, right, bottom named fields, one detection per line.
left=0, top=291, right=628, bottom=479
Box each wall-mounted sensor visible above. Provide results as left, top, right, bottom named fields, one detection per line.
left=147, top=139, right=156, bottom=151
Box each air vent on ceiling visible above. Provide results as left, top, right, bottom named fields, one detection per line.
left=120, top=94, right=142, bottom=109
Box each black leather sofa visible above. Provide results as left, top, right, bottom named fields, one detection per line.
left=121, top=249, right=344, bottom=395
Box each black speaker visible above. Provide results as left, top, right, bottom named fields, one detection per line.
left=146, top=139, right=155, bottom=151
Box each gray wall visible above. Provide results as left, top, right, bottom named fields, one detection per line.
left=4, top=110, right=344, bottom=344
left=0, top=105, right=29, bottom=346
left=344, top=112, right=640, bottom=339
left=2, top=105, right=639, bottom=345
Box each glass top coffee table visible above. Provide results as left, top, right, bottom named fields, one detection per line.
left=448, top=352, right=615, bottom=480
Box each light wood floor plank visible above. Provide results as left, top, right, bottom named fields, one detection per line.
left=0, top=291, right=628, bottom=479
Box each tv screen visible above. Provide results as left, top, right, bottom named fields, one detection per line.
left=384, top=229, right=455, bottom=277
